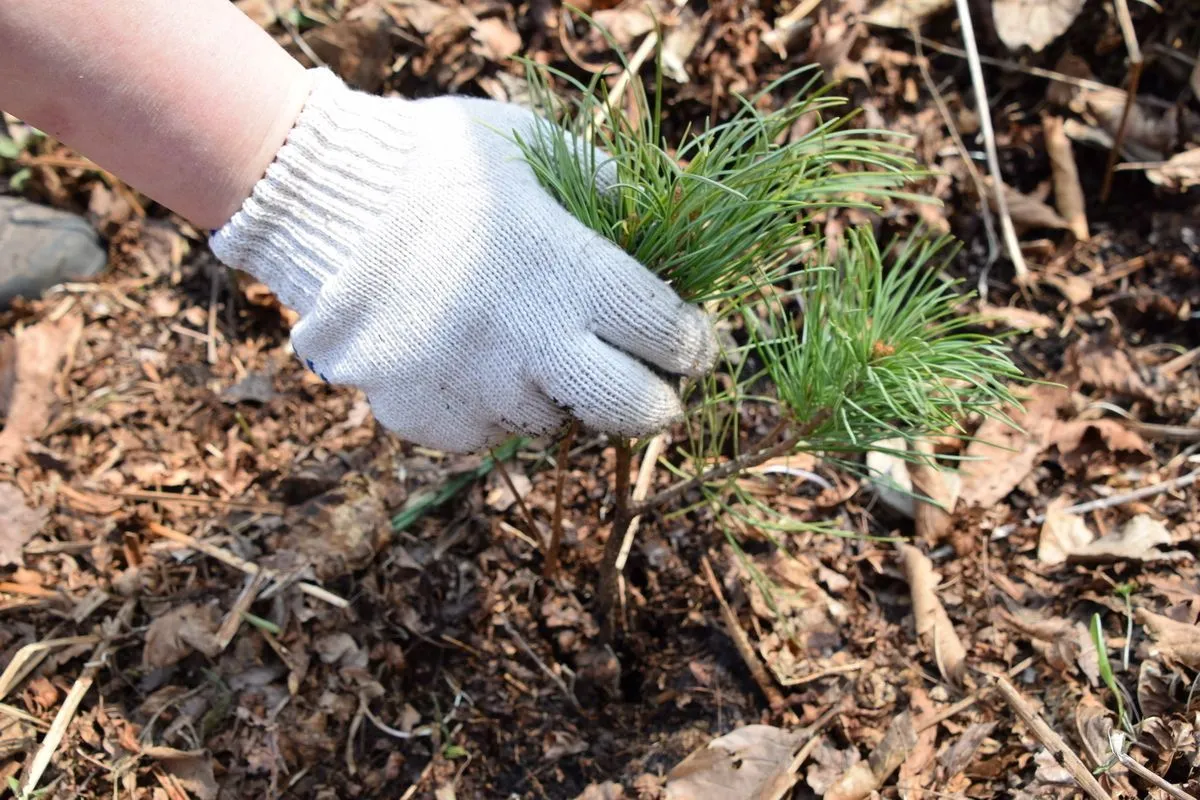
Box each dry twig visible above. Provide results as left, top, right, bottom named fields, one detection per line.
left=1109, top=734, right=1199, bottom=800
left=146, top=522, right=348, bottom=608
left=492, top=453, right=542, bottom=548
left=700, top=555, right=786, bottom=711
left=912, top=29, right=999, bottom=273
left=994, top=675, right=1112, bottom=800
left=1031, top=468, right=1200, bottom=523
left=0, top=635, right=98, bottom=702
left=500, top=618, right=581, bottom=712
left=1101, top=0, right=1144, bottom=202
left=950, top=0, right=1030, bottom=283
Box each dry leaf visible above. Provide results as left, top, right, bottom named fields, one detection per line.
left=1068, top=340, right=1160, bottom=403
left=471, top=17, right=522, bottom=61
left=664, top=725, right=805, bottom=800
left=825, top=712, right=918, bottom=800
left=301, top=5, right=393, bottom=92
left=235, top=0, right=282, bottom=28
left=1073, top=698, right=1114, bottom=769
left=278, top=479, right=391, bottom=580
left=486, top=467, right=532, bottom=512
left=1068, top=515, right=1190, bottom=564
left=866, top=439, right=917, bottom=517
left=543, top=730, right=589, bottom=761
left=908, top=440, right=957, bottom=544
left=0, top=483, right=46, bottom=567
left=1038, top=496, right=1094, bottom=565
left=989, top=179, right=1071, bottom=232
left=959, top=385, right=1071, bottom=507
left=1051, top=418, right=1151, bottom=471
left=823, top=764, right=876, bottom=800
left=806, top=743, right=861, bottom=795
left=143, top=603, right=222, bottom=669
left=899, top=545, right=966, bottom=684
left=992, top=0, right=1086, bottom=52
left=142, top=747, right=219, bottom=800
left=1043, top=115, right=1089, bottom=239
left=999, top=607, right=1096, bottom=680
left=1042, top=272, right=1093, bottom=305
left=938, top=722, right=996, bottom=779
left=1138, top=660, right=1176, bottom=720
left=0, top=315, right=82, bottom=464
left=385, top=0, right=468, bottom=37
left=742, top=551, right=845, bottom=686
left=661, top=5, right=703, bottom=83
left=977, top=303, right=1056, bottom=334
left=897, top=689, right=938, bottom=800
left=592, top=7, right=656, bottom=49
left=574, top=783, right=626, bottom=800
left=1146, top=148, right=1200, bottom=192
left=1137, top=609, right=1200, bottom=669
left=864, top=0, right=953, bottom=28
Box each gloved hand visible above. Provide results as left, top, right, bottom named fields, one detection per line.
left=211, top=69, right=716, bottom=453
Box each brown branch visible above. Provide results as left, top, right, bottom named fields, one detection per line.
left=543, top=420, right=578, bottom=580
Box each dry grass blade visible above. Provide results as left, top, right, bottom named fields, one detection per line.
left=21, top=632, right=114, bottom=796
left=0, top=635, right=99, bottom=701
left=0, top=701, right=50, bottom=731
left=993, top=676, right=1112, bottom=800
left=913, top=29, right=999, bottom=275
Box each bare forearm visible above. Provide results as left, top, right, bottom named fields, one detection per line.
left=0, top=0, right=312, bottom=229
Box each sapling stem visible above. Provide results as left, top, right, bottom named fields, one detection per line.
left=543, top=419, right=578, bottom=579
left=599, top=436, right=634, bottom=641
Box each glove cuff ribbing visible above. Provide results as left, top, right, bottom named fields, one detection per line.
left=209, top=68, right=409, bottom=317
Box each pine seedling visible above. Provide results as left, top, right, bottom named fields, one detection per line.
left=513, top=15, right=1023, bottom=626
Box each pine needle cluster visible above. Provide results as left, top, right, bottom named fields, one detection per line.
left=513, top=17, right=1022, bottom=535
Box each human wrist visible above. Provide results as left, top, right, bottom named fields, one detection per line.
left=209, top=69, right=413, bottom=315
left=208, top=61, right=315, bottom=230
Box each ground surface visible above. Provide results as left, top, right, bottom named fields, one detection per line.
left=2, top=1, right=1199, bottom=798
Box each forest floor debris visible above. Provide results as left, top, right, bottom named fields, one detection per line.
left=2, top=0, right=1199, bottom=797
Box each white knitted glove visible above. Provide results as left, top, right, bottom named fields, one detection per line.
left=211, top=70, right=716, bottom=453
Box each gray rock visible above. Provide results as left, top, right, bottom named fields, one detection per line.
left=0, top=196, right=107, bottom=308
